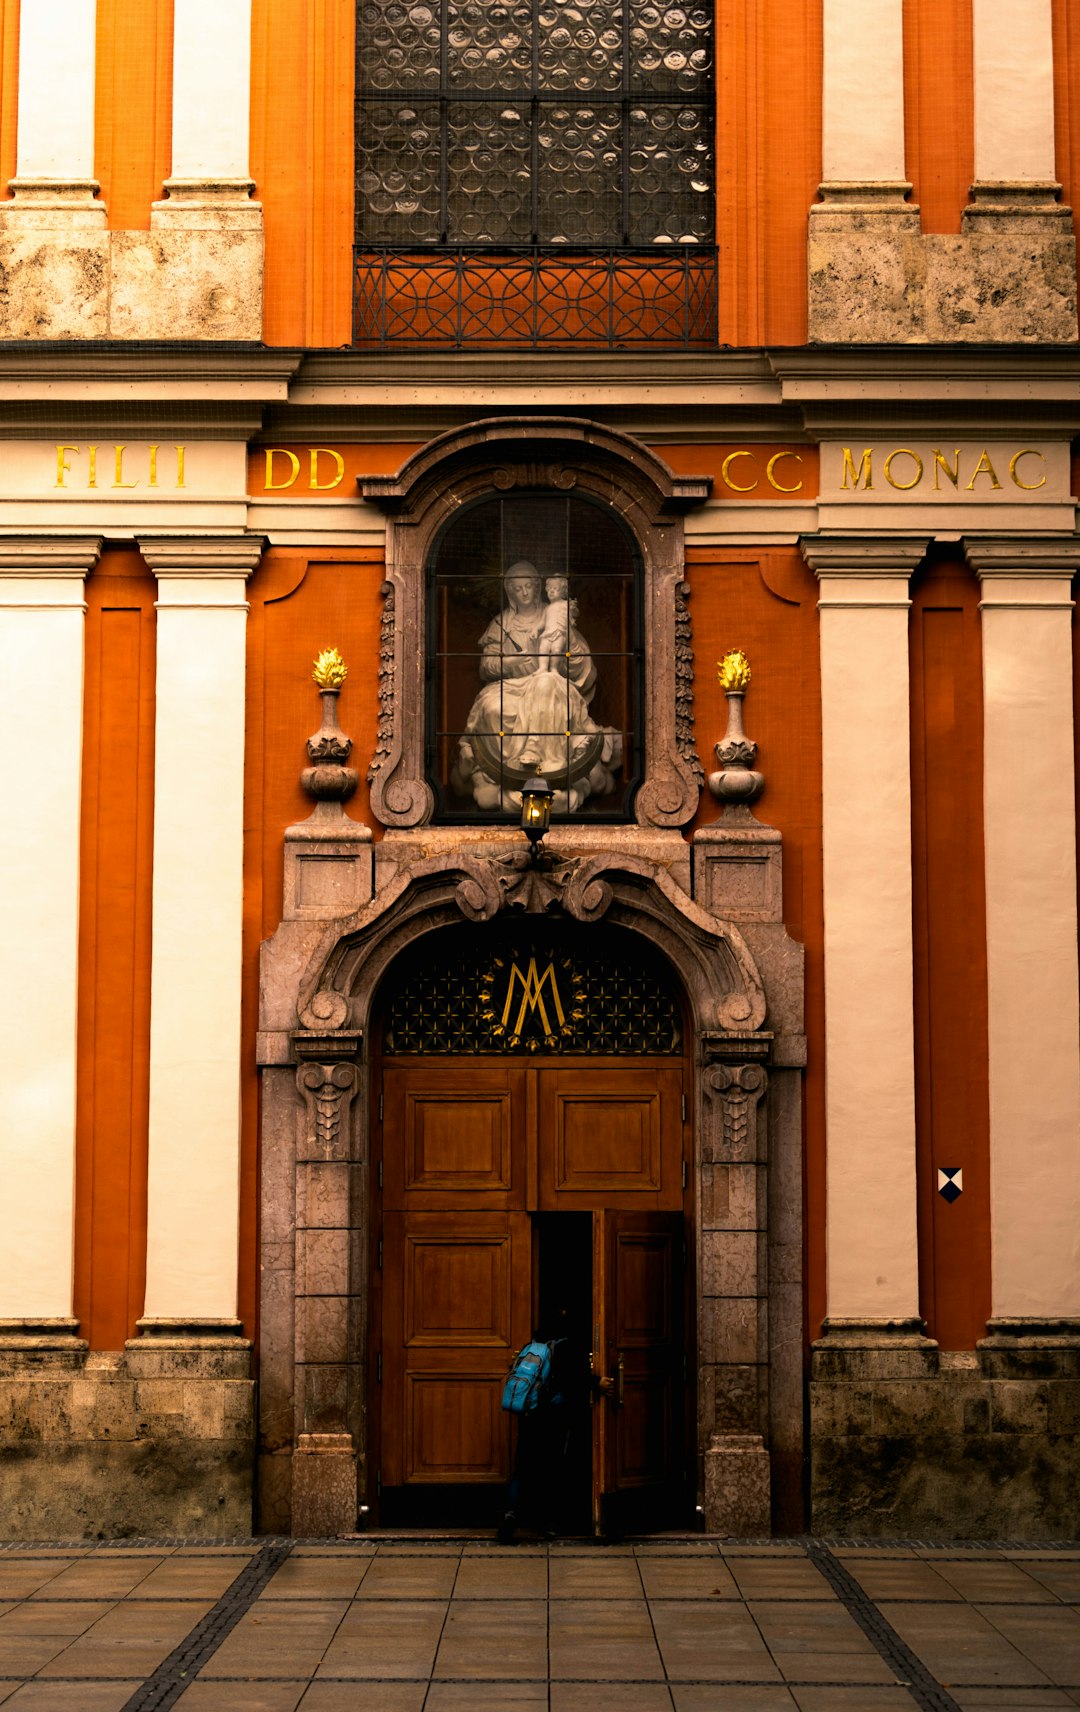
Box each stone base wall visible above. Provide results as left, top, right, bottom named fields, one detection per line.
left=808, top=185, right=1077, bottom=344
left=810, top=1325, right=1080, bottom=1539
left=0, top=182, right=262, bottom=340
left=0, top=1325, right=254, bottom=1540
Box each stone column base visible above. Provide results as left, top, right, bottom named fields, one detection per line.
left=703, top=1432, right=771, bottom=1535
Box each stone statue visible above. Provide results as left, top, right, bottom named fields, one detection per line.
left=451, top=559, right=622, bottom=813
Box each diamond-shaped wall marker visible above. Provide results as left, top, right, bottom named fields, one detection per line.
left=938, top=1167, right=963, bottom=1203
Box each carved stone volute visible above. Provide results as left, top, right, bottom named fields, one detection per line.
left=292, top=1030, right=361, bottom=1161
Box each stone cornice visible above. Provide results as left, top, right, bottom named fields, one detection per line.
left=0, top=534, right=103, bottom=573
left=963, top=532, right=1080, bottom=575
left=799, top=533, right=932, bottom=576
left=139, top=535, right=266, bottom=575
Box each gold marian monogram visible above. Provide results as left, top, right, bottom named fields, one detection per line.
left=480, top=955, right=585, bottom=1050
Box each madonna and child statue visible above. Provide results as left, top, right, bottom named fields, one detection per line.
left=450, top=560, right=623, bottom=813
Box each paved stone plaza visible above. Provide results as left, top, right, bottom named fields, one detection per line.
left=0, top=1537, right=1078, bottom=1711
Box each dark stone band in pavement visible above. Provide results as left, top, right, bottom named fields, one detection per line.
left=118, top=1539, right=294, bottom=1712
left=808, top=1540, right=964, bottom=1712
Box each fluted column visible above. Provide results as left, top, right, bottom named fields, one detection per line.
left=965, top=536, right=1080, bottom=1334
left=0, top=538, right=101, bottom=1343
left=801, top=535, right=931, bottom=1339
left=138, top=537, right=262, bottom=1332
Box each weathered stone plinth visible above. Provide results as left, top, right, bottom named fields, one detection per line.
left=0, top=1320, right=254, bottom=1539
left=704, top=1432, right=771, bottom=1535
left=810, top=1320, right=1080, bottom=1538
left=292, top=1432, right=359, bottom=1537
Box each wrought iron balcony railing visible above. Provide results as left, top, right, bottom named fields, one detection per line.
left=352, top=246, right=719, bottom=350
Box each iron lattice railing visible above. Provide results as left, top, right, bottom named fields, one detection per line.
left=352, top=245, right=719, bottom=349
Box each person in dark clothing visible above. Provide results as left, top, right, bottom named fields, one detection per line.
left=498, top=1306, right=612, bottom=1543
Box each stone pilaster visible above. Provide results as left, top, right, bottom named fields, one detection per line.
left=0, top=538, right=101, bottom=1328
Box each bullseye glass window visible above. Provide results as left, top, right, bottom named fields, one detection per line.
left=355, top=1, right=714, bottom=247
left=428, top=493, right=643, bottom=820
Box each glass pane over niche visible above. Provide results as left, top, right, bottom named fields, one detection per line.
left=428, top=494, right=642, bottom=819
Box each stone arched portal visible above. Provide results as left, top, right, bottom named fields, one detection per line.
left=255, top=415, right=805, bottom=1536
left=257, top=837, right=805, bottom=1536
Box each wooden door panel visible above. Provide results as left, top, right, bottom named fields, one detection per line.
left=405, top=1373, right=507, bottom=1483
left=404, top=1227, right=513, bottom=1349
left=540, top=1068, right=684, bottom=1208
left=595, top=1210, right=686, bottom=1531
left=383, top=1064, right=526, bottom=1208
left=382, top=1210, right=530, bottom=1487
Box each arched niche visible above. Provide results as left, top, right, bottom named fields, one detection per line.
left=360, top=416, right=711, bottom=830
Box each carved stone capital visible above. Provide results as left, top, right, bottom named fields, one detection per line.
left=295, top=1060, right=360, bottom=1161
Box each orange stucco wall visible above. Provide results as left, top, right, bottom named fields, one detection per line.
left=75, top=550, right=156, bottom=1352
left=910, top=556, right=991, bottom=1351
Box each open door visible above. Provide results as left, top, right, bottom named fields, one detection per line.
left=592, top=1209, right=687, bottom=1536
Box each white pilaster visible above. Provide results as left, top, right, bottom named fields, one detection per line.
left=821, top=0, right=907, bottom=189
left=802, top=536, right=930, bottom=1327
left=973, top=0, right=1056, bottom=186
left=166, top=0, right=254, bottom=191
left=966, top=536, right=1080, bottom=1324
left=0, top=538, right=101, bottom=1326
left=140, top=537, right=262, bottom=1324
left=8, top=0, right=103, bottom=213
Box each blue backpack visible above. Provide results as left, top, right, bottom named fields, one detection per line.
left=501, top=1339, right=553, bottom=1414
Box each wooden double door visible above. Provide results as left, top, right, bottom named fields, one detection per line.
left=372, top=1056, right=691, bottom=1534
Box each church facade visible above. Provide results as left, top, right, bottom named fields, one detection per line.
left=2, top=0, right=1080, bottom=1541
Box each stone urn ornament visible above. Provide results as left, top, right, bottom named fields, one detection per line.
left=707, top=649, right=765, bottom=810
left=302, top=646, right=359, bottom=808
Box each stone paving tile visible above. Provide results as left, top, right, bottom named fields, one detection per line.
left=1016, top=1564, right=1080, bottom=1605
left=551, top=1685, right=674, bottom=1710
left=937, top=1562, right=1063, bottom=1605
left=352, top=1556, right=459, bottom=1599
left=453, top=1554, right=547, bottom=1598
left=1, top=1685, right=136, bottom=1710
left=429, top=1681, right=550, bottom=1706
left=261, top=1557, right=373, bottom=1599
left=880, top=1600, right=1056, bottom=1687
left=637, top=1556, right=740, bottom=1599
left=949, top=1691, right=1079, bottom=1709
left=40, top=1559, right=167, bottom=1600
left=649, top=1599, right=782, bottom=1682
left=726, top=1559, right=836, bottom=1602
left=0, top=1603, right=112, bottom=1640
left=433, top=1597, right=548, bottom=1679
left=670, top=1688, right=796, bottom=1711
left=977, top=1602, right=1080, bottom=1681
left=549, top=1597, right=664, bottom=1681
left=202, top=1599, right=347, bottom=1679
left=176, top=1684, right=307, bottom=1712
left=549, top=1555, right=644, bottom=1598
left=315, top=1601, right=447, bottom=1679
left=133, top=1554, right=254, bottom=1599
left=836, top=1556, right=966, bottom=1602
left=789, top=1691, right=921, bottom=1711
left=300, top=1685, right=427, bottom=1712
left=0, top=1571, right=68, bottom=1602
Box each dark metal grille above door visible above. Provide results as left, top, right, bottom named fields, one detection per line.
left=380, top=923, right=683, bottom=1054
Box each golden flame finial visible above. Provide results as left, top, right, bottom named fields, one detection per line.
left=312, top=646, right=347, bottom=689
left=718, top=649, right=751, bottom=692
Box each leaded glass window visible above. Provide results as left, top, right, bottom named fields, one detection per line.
left=428, top=493, right=643, bottom=819
left=355, top=1, right=714, bottom=247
